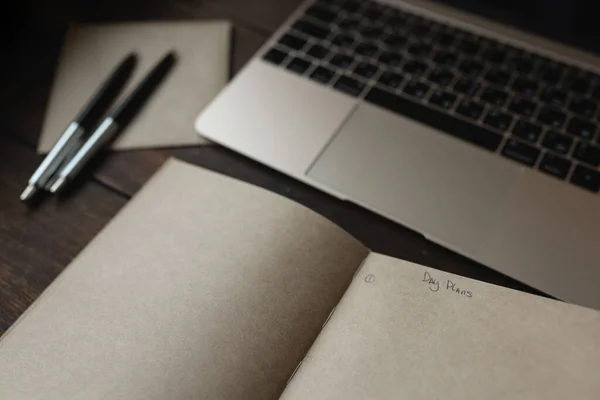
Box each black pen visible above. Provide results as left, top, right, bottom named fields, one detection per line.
left=49, top=51, right=177, bottom=194
left=20, top=53, right=138, bottom=202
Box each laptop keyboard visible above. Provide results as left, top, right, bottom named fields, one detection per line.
left=262, top=0, right=600, bottom=193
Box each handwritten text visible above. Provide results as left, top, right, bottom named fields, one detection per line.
left=422, top=271, right=472, bottom=298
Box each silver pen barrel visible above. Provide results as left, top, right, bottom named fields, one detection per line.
left=20, top=122, right=85, bottom=201
left=49, top=118, right=119, bottom=194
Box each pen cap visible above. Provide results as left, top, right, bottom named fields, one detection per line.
left=75, top=53, right=138, bottom=131
left=110, top=51, right=177, bottom=127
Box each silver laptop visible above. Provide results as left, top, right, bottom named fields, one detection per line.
left=195, top=0, right=600, bottom=309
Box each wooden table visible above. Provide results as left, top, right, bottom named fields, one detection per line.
left=0, top=0, right=544, bottom=336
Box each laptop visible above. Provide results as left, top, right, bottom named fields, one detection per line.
left=195, top=0, right=600, bottom=309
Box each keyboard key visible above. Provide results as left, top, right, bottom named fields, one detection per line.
left=569, top=96, right=597, bottom=118
left=378, top=72, right=403, bottom=89
left=430, top=21, right=449, bottom=35
left=307, top=44, right=329, bottom=60
left=535, top=63, right=563, bottom=84
left=340, top=0, right=361, bottom=13
left=454, top=78, right=480, bottom=96
left=458, top=59, right=484, bottom=76
left=507, top=55, right=535, bottom=74
left=338, top=17, right=360, bottom=31
left=364, top=6, right=383, bottom=21
left=421, top=16, right=441, bottom=31
left=427, top=68, right=455, bottom=85
left=567, top=118, right=597, bottom=140
left=387, top=13, right=409, bottom=28
left=482, top=46, right=508, bottom=64
left=455, top=99, right=485, bottom=120
left=542, top=131, right=573, bottom=155
left=511, top=77, right=538, bottom=97
left=353, top=62, right=378, bottom=79
left=573, top=141, right=600, bottom=167
left=483, top=109, right=513, bottom=131
left=305, top=4, right=336, bottom=23
left=384, top=33, right=408, bottom=47
left=484, top=68, right=511, bottom=86
left=570, top=164, right=600, bottom=192
left=330, top=53, right=354, bottom=69
left=279, top=33, right=306, bottom=50
left=457, top=38, right=480, bottom=55
left=537, top=106, right=567, bottom=128
left=539, top=153, right=572, bottom=179
left=540, top=87, right=568, bottom=107
left=361, top=25, right=383, bottom=39
left=286, top=57, right=311, bottom=74
left=503, top=45, right=522, bottom=58
left=412, top=21, right=432, bottom=36
left=508, top=97, right=537, bottom=117
left=591, top=85, right=600, bottom=101
left=314, top=0, right=336, bottom=8
left=403, top=80, right=430, bottom=98
left=476, top=36, right=494, bottom=49
left=365, top=87, right=503, bottom=151
left=512, top=121, right=542, bottom=143
left=428, top=90, right=457, bottom=109
left=433, top=50, right=458, bottom=66
left=501, top=139, right=541, bottom=166
left=332, top=34, right=355, bottom=48
left=333, top=75, right=365, bottom=96
left=403, top=60, right=428, bottom=76
left=378, top=51, right=403, bottom=67
left=355, top=42, right=378, bottom=57
left=310, top=66, right=336, bottom=84
left=590, top=71, right=600, bottom=87
left=293, top=20, right=330, bottom=39
left=481, top=87, right=508, bottom=107
left=562, top=73, right=590, bottom=94
left=407, top=41, right=432, bottom=57
left=263, top=48, right=288, bottom=65
left=432, top=28, right=457, bottom=46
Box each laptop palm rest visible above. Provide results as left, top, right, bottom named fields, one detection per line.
left=307, top=102, right=520, bottom=262
left=308, top=102, right=600, bottom=307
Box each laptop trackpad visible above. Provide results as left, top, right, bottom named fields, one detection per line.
left=307, top=102, right=520, bottom=260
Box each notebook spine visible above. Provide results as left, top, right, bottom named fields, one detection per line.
left=283, top=255, right=370, bottom=390
left=352, top=255, right=370, bottom=280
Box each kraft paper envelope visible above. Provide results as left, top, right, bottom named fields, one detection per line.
left=38, top=21, right=231, bottom=152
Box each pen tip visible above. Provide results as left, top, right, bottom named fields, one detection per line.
left=49, top=177, right=67, bottom=194
left=20, top=185, right=38, bottom=202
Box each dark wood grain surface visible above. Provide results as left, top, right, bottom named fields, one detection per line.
left=0, top=0, right=543, bottom=336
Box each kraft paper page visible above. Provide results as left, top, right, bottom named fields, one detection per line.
left=281, top=253, right=600, bottom=400
left=0, top=159, right=368, bottom=400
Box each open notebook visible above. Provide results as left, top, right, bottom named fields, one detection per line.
left=1, top=159, right=598, bottom=399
